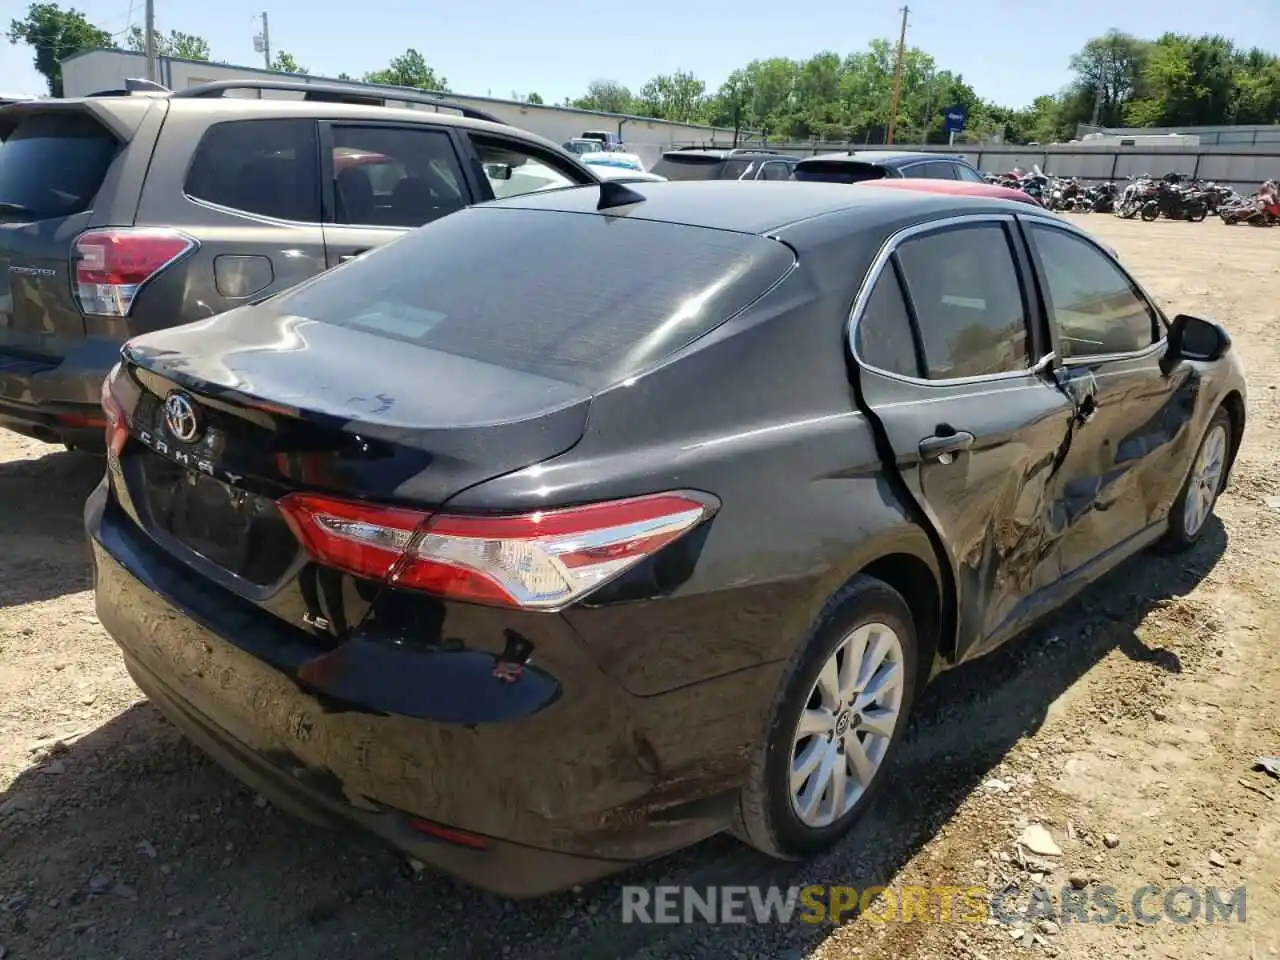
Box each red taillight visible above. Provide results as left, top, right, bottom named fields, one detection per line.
left=74, top=228, right=197, bottom=317
left=100, top=366, right=128, bottom=456
left=276, top=491, right=715, bottom=610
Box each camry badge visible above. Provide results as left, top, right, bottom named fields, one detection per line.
left=163, top=391, right=203, bottom=444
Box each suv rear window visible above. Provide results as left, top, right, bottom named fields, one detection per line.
left=792, top=160, right=886, bottom=184
left=0, top=112, right=119, bottom=221
left=267, top=206, right=796, bottom=388
left=651, top=154, right=751, bottom=181
left=185, top=119, right=320, bottom=222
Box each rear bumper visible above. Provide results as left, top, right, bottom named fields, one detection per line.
left=0, top=338, right=120, bottom=446
left=87, top=481, right=774, bottom=895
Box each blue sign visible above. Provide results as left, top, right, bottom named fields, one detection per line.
left=942, top=106, right=968, bottom=133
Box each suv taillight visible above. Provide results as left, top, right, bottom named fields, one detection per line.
left=73, top=228, right=197, bottom=317
left=276, top=492, right=716, bottom=610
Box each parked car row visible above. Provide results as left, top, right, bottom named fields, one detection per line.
left=1, top=84, right=1247, bottom=901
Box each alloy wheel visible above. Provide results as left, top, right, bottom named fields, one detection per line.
left=788, top=621, right=905, bottom=829
left=1183, top=424, right=1228, bottom=538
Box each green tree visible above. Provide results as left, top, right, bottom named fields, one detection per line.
left=571, top=79, right=634, bottom=114
left=635, top=69, right=707, bottom=123
left=526, top=91, right=544, bottom=105
left=125, top=24, right=210, bottom=60
left=363, top=48, right=447, bottom=91
left=6, top=2, right=110, bottom=96
left=270, top=50, right=306, bottom=74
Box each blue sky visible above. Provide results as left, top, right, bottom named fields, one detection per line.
left=2, top=0, right=1271, bottom=107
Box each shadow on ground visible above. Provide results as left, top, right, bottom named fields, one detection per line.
left=0, top=520, right=1227, bottom=960
left=0, top=449, right=103, bottom=609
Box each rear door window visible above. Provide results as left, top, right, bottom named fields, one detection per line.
left=329, top=125, right=467, bottom=227
left=0, top=112, right=119, bottom=221
left=954, top=163, right=986, bottom=183
left=268, top=206, right=797, bottom=388
left=895, top=222, right=1031, bottom=379
left=917, top=161, right=958, bottom=180
left=855, top=265, right=921, bottom=378
left=186, top=118, right=321, bottom=222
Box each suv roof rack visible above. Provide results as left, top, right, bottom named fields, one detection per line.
left=86, top=77, right=173, bottom=98
left=172, top=79, right=504, bottom=124
left=728, top=148, right=780, bottom=155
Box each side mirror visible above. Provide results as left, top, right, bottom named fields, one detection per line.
left=485, top=163, right=514, bottom=181
left=1165, top=314, right=1231, bottom=367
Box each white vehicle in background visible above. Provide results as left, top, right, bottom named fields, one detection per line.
left=484, top=151, right=663, bottom=198
left=579, top=150, right=648, bottom=173
left=589, top=166, right=666, bottom=183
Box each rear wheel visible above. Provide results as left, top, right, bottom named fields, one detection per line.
left=1187, top=203, right=1207, bottom=223
left=1140, top=201, right=1160, bottom=221
left=734, top=576, right=918, bottom=860
left=1161, top=408, right=1231, bottom=552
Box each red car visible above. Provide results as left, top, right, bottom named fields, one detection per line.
left=860, top=177, right=1044, bottom=207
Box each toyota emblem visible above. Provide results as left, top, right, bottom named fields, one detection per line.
left=163, top=391, right=203, bottom=443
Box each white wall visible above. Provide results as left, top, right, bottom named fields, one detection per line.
left=60, top=50, right=738, bottom=168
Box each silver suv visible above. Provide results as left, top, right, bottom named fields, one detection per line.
left=0, top=79, right=599, bottom=450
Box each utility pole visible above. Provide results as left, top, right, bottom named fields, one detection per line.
left=1089, top=83, right=1104, bottom=129
left=919, top=68, right=935, bottom=146
left=143, top=0, right=157, bottom=82
left=886, top=5, right=909, bottom=145
left=261, top=11, right=271, bottom=70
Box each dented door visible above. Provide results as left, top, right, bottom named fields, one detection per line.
left=851, top=214, right=1081, bottom=657
left=1021, top=218, right=1194, bottom=574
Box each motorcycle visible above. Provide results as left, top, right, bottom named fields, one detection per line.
left=1115, top=175, right=1157, bottom=219
left=1140, top=180, right=1208, bottom=222
left=1084, top=181, right=1117, bottom=213
left=1219, top=180, right=1280, bottom=226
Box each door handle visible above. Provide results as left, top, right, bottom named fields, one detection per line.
left=338, top=249, right=370, bottom=264
left=919, top=430, right=975, bottom=463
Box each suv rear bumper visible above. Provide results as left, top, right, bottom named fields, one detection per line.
left=0, top=338, right=120, bottom=447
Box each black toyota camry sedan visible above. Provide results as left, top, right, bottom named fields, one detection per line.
left=88, top=180, right=1245, bottom=897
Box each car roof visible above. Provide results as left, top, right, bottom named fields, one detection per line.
left=860, top=178, right=1039, bottom=206
left=799, top=150, right=964, bottom=168
left=661, top=148, right=798, bottom=160
left=482, top=179, right=1031, bottom=238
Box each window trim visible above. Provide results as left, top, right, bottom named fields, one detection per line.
left=1018, top=213, right=1169, bottom=366
left=848, top=213, right=1045, bottom=387
left=319, top=119, right=473, bottom=229
left=182, top=117, right=324, bottom=226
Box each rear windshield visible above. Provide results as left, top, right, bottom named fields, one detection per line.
left=0, top=112, right=119, bottom=221
left=651, top=154, right=752, bottom=181
left=267, top=206, right=795, bottom=389
left=793, top=160, right=886, bottom=184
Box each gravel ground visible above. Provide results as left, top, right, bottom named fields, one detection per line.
left=1, top=216, right=1278, bottom=960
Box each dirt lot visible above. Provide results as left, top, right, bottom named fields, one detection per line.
left=1, top=216, right=1278, bottom=960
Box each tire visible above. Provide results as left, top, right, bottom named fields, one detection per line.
left=1160, top=408, right=1232, bottom=552
left=1140, top=201, right=1159, bottom=222
left=733, top=575, right=920, bottom=860
left=1187, top=203, right=1207, bottom=223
